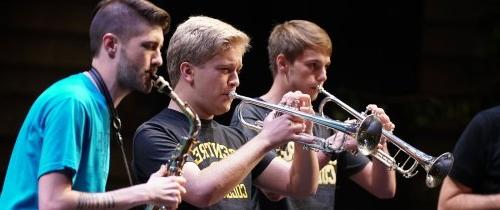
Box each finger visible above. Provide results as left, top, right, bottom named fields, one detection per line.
left=296, top=92, right=312, bottom=107
left=280, top=92, right=293, bottom=105
left=264, top=111, right=277, bottom=122
left=290, top=122, right=306, bottom=133
left=282, top=113, right=304, bottom=124
left=152, top=165, right=167, bottom=177
left=366, top=104, right=378, bottom=111
left=172, top=176, right=187, bottom=185
left=179, top=185, right=187, bottom=194
left=293, top=134, right=315, bottom=144
left=299, top=106, right=314, bottom=115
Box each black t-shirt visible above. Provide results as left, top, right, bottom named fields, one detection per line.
left=230, top=99, right=370, bottom=210
left=449, top=106, right=500, bottom=194
left=133, top=108, right=275, bottom=210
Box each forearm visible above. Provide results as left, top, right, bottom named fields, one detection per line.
left=370, top=146, right=396, bottom=198
left=288, top=142, right=319, bottom=197
left=75, top=184, right=151, bottom=209
left=184, top=134, right=271, bottom=206
left=439, top=193, right=500, bottom=210
left=40, top=184, right=151, bottom=210
left=317, top=151, right=333, bottom=168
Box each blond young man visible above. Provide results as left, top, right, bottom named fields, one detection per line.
left=133, top=16, right=320, bottom=210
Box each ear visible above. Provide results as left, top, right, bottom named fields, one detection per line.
left=276, top=54, right=289, bottom=74
left=102, top=33, right=119, bottom=58
left=180, top=62, right=195, bottom=84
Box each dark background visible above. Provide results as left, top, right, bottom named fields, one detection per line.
left=1, top=0, right=499, bottom=209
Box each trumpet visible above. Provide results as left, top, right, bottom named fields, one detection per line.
left=318, top=86, right=454, bottom=188
left=229, top=91, right=383, bottom=155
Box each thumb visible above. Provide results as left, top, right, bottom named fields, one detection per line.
left=152, top=164, right=168, bottom=177
left=264, top=111, right=277, bottom=123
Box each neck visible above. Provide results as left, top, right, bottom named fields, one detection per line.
left=168, top=83, right=214, bottom=120
left=91, top=59, right=130, bottom=108
left=261, top=76, right=290, bottom=104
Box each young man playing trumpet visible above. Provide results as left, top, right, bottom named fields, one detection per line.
left=132, top=16, right=320, bottom=210
left=231, top=20, right=397, bottom=210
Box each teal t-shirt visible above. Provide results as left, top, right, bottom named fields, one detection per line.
left=0, top=73, right=110, bottom=209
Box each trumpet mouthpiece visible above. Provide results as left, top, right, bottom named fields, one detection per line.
left=228, top=91, right=237, bottom=99
left=149, top=71, right=159, bottom=80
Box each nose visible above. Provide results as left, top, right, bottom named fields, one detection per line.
left=228, top=70, right=240, bottom=88
left=152, top=49, right=163, bottom=67
left=317, top=68, right=327, bottom=83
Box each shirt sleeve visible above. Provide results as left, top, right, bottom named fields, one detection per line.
left=133, top=122, right=183, bottom=183
left=38, top=98, right=88, bottom=179
left=338, top=151, right=370, bottom=181
left=448, top=112, right=488, bottom=189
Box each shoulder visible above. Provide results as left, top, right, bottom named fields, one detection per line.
left=135, top=108, right=190, bottom=136
left=466, top=106, right=500, bottom=134
left=40, top=73, right=100, bottom=104
left=475, top=106, right=500, bottom=123
left=214, top=121, right=248, bottom=142
left=32, top=73, right=104, bottom=115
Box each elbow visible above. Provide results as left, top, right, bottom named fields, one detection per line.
left=437, top=198, right=451, bottom=210
left=39, top=200, right=68, bottom=210
left=185, top=189, right=223, bottom=208
left=437, top=202, right=448, bottom=210
left=373, top=184, right=396, bottom=199
left=374, top=188, right=396, bottom=199
left=288, top=184, right=318, bottom=198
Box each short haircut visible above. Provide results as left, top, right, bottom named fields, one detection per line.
left=166, top=16, right=250, bottom=88
left=268, top=20, right=332, bottom=77
left=89, top=0, right=170, bottom=58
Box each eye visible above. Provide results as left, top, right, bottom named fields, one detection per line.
left=142, top=42, right=159, bottom=51
left=307, top=62, right=319, bottom=70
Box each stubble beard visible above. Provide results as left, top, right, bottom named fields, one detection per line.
left=117, top=53, right=152, bottom=94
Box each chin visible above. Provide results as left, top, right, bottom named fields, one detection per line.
left=310, top=93, right=319, bottom=101
left=137, top=83, right=153, bottom=94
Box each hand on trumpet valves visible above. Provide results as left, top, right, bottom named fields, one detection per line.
left=366, top=104, right=395, bottom=150
left=366, top=104, right=395, bottom=132
left=259, top=110, right=313, bottom=148
left=145, top=165, right=187, bottom=208
left=326, top=132, right=358, bottom=152
left=279, top=91, right=314, bottom=134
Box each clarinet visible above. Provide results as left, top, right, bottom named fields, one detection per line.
left=146, top=73, right=201, bottom=210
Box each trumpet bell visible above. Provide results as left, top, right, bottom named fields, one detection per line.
left=425, top=152, right=454, bottom=188
left=357, top=115, right=383, bottom=155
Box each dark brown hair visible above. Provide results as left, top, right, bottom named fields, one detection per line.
left=89, top=0, right=170, bottom=57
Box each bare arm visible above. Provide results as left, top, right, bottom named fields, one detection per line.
left=38, top=165, right=186, bottom=210
left=438, top=177, right=500, bottom=210
left=255, top=91, right=319, bottom=197
left=350, top=144, right=396, bottom=199
left=254, top=141, right=319, bottom=198
left=181, top=113, right=307, bottom=207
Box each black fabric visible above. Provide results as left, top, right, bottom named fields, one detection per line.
left=449, top=106, right=500, bottom=194
left=133, top=108, right=275, bottom=210
left=230, top=99, right=369, bottom=210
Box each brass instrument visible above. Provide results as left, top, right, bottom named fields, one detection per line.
left=146, top=74, right=200, bottom=210
left=318, top=86, right=454, bottom=188
left=230, top=91, right=383, bottom=155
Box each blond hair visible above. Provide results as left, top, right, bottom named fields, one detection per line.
left=166, top=16, right=250, bottom=87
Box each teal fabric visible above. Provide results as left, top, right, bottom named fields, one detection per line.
left=0, top=73, right=110, bottom=209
